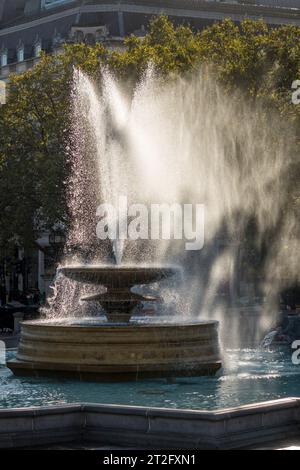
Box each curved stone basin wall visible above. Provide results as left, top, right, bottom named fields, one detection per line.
left=7, top=320, right=221, bottom=381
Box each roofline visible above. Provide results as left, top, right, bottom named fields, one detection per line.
left=1, top=1, right=300, bottom=38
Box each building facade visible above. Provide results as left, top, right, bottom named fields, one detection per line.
left=257, top=1, right=300, bottom=7
left=1, top=0, right=299, bottom=300
left=1, top=0, right=300, bottom=86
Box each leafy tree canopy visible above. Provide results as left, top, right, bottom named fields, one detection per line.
left=0, top=15, right=299, bottom=248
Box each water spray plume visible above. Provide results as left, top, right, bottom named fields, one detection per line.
left=45, top=66, right=299, bottom=347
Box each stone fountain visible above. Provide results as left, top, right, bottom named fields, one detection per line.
left=7, top=70, right=222, bottom=382
left=7, top=264, right=221, bottom=381
left=64, top=265, right=174, bottom=324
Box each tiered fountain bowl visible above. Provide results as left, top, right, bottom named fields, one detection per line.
left=8, top=265, right=221, bottom=381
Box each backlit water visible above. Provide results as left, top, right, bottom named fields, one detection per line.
left=1, top=348, right=299, bottom=410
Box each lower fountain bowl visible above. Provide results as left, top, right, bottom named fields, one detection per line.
left=7, top=319, right=221, bottom=381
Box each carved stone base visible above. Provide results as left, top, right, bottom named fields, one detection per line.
left=7, top=320, right=221, bottom=382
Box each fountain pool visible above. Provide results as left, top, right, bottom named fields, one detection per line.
left=3, top=67, right=299, bottom=427
left=1, top=347, right=298, bottom=411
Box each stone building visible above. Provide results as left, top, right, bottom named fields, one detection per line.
left=1, top=1, right=300, bottom=88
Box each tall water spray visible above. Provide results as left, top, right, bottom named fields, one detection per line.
left=46, top=67, right=299, bottom=346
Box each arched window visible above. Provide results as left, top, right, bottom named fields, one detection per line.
left=85, top=33, right=95, bottom=46
left=17, top=41, right=24, bottom=63
left=34, top=37, right=42, bottom=58
left=96, top=26, right=109, bottom=42
left=52, top=29, right=63, bottom=48
left=74, top=30, right=84, bottom=43
left=0, top=47, right=8, bottom=67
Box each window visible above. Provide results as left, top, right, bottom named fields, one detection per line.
left=0, top=48, right=7, bottom=67
left=34, top=38, right=42, bottom=58
left=42, top=0, right=75, bottom=9
left=17, top=43, right=24, bottom=62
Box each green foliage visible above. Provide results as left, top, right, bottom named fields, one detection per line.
left=0, top=44, right=106, bottom=246
left=109, top=16, right=202, bottom=77
left=0, top=15, right=299, bottom=248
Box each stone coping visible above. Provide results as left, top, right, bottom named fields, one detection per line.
left=21, top=319, right=219, bottom=328
left=1, top=398, right=300, bottom=449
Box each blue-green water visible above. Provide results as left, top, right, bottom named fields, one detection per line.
left=0, top=348, right=299, bottom=410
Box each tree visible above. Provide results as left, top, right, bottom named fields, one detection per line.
left=0, top=43, right=106, bottom=248
left=0, top=15, right=299, bottom=253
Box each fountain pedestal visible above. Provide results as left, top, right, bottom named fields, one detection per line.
left=81, top=289, right=159, bottom=324
left=62, top=265, right=172, bottom=324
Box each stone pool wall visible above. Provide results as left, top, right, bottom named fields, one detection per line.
left=1, top=398, right=300, bottom=449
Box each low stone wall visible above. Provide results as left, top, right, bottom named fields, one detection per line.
left=1, top=398, right=300, bottom=449
left=0, top=405, right=84, bottom=449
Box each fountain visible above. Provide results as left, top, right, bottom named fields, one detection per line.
left=2, top=61, right=300, bottom=451
left=7, top=264, right=221, bottom=381
left=61, top=265, right=175, bottom=324
left=6, top=69, right=223, bottom=382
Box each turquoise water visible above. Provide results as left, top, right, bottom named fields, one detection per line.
left=1, top=348, right=300, bottom=410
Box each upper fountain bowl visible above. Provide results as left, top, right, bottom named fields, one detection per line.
left=60, top=265, right=178, bottom=288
